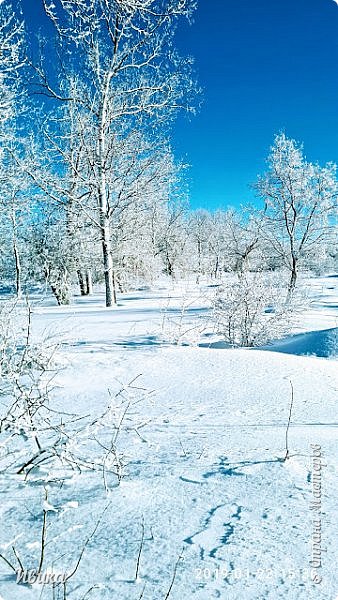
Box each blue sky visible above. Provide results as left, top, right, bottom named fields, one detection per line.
left=174, top=0, right=338, bottom=209
left=21, top=0, right=338, bottom=211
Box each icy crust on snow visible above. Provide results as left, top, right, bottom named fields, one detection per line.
left=0, top=276, right=337, bottom=599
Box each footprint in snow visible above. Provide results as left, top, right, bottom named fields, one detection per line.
left=184, top=503, right=243, bottom=561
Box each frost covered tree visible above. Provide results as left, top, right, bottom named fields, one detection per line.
left=23, top=102, right=184, bottom=298
left=206, top=210, right=230, bottom=279
left=221, top=208, right=263, bottom=275
left=35, top=0, right=197, bottom=306
left=188, top=208, right=263, bottom=280
left=19, top=101, right=98, bottom=301
left=156, top=198, right=190, bottom=279
left=0, top=0, right=25, bottom=125
left=0, top=0, right=28, bottom=295
left=26, top=206, right=75, bottom=305
left=189, top=209, right=212, bottom=282
left=0, top=153, right=31, bottom=297
left=256, top=133, right=337, bottom=296
left=108, top=142, right=181, bottom=290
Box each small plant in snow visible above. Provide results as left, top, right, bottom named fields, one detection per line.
left=160, top=288, right=211, bottom=346
left=86, top=375, right=153, bottom=490
left=213, top=272, right=298, bottom=347
left=0, top=300, right=59, bottom=469
left=283, top=381, right=295, bottom=461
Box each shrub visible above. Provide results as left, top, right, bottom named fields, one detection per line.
left=213, top=273, right=296, bottom=347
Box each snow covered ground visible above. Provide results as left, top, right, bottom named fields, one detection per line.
left=0, top=274, right=337, bottom=599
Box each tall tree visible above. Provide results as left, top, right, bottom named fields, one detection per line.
left=0, top=0, right=27, bottom=296
left=35, top=0, right=197, bottom=306
left=256, top=133, right=337, bottom=295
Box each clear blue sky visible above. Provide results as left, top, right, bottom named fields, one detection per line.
left=21, top=0, right=338, bottom=211
left=174, top=0, right=338, bottom=210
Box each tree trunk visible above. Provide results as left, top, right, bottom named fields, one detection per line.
left=166, top=249, right=174, bottom=279
left=11, top=211, right=22, bottom=299
left=98, top=93, right=115, bottom=308
left=288, top=268, right=297, bottom=294
left=100, top=226, right=114, bottom=306
left=112, top=269, right=117, bottom=304
left=77, top=270, right=86, bottom=296
left=214, top=255, right=219, bottom=279
left=13, top=238, right=22, bottom=299
left=50, top=279, right=70, bottom=306
left=85, top=270, right=93, bottom=295
left=196, top=239, right=201, bottom=284
left=286, top=256, right=298, bottom=302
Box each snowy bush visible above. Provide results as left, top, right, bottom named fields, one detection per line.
left=0, top=301, right=61, bottom=478
left=213, top=273, right=297, bottom=347
left=0, top=301, right=56, bottom=431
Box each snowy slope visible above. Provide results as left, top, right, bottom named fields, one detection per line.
left=0, top=275, right=337, bottom=600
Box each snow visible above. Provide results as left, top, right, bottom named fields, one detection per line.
left=0, top=275, right=337, bottom=599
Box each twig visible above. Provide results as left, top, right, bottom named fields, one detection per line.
left=38, top=489, right=48, bottom=574
left=179, top=439, right=188, bottom=457
left=0, top=552, right=16, bottom=572
left=64, top=503, right=111, bottom=583
left=284, top=380, right=294, bottom=461
left=135, top=518, right=145, bottom=581
left=164, top=550, right=183, bottom=599
left=11, top=545, right=24, bottom=572
left=81, top=584, right=100, bottom=599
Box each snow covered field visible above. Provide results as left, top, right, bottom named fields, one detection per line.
left=0, top=274, right=338, bottom=600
